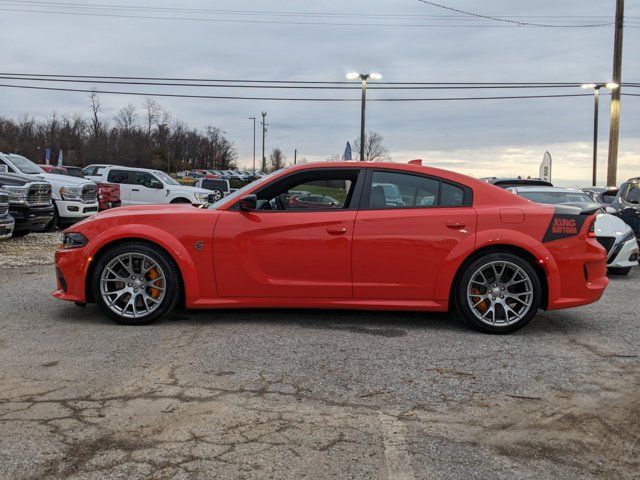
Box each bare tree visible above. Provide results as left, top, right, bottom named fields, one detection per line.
left=142, top=98, right=161, bottom=138
left=114, top=104, right=138, bottom=131
left=269, top=148, right=286, bottom=172
left=88, top=90, right=103, bottom=138
left=352, top=131, right=390, bottom=162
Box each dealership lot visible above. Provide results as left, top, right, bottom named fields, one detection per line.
left=0, top=239, right=638, bottom=480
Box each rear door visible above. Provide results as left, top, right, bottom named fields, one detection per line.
left=106, top=169, right=133, bottom=206
left=353, top=169, right=476, bottom=300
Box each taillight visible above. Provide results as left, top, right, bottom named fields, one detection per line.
left=587, top=216, right=596, bottom=238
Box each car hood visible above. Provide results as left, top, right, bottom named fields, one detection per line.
left=34, top=173, right=94, bottom=186
left=172, top=185, right=212, bottom=195
left=594, top=212, right=633, bottom=237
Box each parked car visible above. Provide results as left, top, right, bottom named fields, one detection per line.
left=582, top=187, right=619, bottom=207
left=83, top=165, right=214, bottom=206
left=194, top=177, right=230, bottom=201
left=0, top=153, right=97, bottom=230
left=96, top=183, right=121, bottom=211
left=482, top=177, right=553, bottom=189
left=0, top=188, right=15, bottom=239
left=54, top=161, right=608, bottom=333
left=603, top=177, right=640, bottom=244
left=508, top=186, right=639, bottom=275
left=38, top=164, right=85, bottom=178
left=0, top=171, right=54, bottom=237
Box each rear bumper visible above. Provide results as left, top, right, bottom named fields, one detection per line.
left=546, top=237, right=609, bottom=310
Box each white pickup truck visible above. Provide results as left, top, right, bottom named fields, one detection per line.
left=0, top=152, right=98, bottom=229
left=83, top=165, right=214, bottom=206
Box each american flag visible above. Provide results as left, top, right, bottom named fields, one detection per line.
left=343, top=141, right=352, bottom=160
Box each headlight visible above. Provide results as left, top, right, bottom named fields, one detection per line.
left=61, top=232, right=88, bottom=249
left=621, top=230, right=636, bottom=242
left=59, top=186, right=82, bottom=201
left=3, top=186, right=28, bottom=203
left=194, top=192, right=209, bottom=203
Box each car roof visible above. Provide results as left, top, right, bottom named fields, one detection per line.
left=511, top=186, right=587, bottom=194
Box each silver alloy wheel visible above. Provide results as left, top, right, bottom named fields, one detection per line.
left=99, top=253, right=166, bottom=319
left=466, top=260, right=534, bottom=326
left=211, top=189, right=223, bottom=201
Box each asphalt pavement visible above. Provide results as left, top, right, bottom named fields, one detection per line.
left=0, top=261, right=638, bottom=479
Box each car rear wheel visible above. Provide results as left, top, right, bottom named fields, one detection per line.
left=92, top=242, right=181, bottom=325
left=456, top=252, right=541, bottom=334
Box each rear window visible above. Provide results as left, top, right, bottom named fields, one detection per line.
left=107, top=169, right=132, bottom=184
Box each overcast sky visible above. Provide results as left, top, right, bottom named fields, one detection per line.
left=0, top=0, right=638, bottom=185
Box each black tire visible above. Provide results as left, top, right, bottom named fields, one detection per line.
left=456, top=252, right=542, bottom=334
left=92, top=241, right=182, bottom=325
left=42, top=206, right=59, bottom=233
left=210, top=188, right=223, bottom=201
left=608, top=267, right=631, bottom=276
left=12, top=229, right=30, bottom=238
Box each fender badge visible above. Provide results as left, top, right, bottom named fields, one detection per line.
left=194, top=241, right=205, bottom=251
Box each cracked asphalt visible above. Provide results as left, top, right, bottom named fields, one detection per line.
left=0, top=255, right=638, bottom=479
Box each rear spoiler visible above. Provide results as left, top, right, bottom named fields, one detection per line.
left=542, top=203, right=599, bottom=243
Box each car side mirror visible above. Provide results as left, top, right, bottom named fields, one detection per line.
left=239, top=194, right=257, bottom=211
left=605, top=206, right=617, bottom=214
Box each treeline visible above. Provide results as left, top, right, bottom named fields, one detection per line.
left=0, top=93, right=238, bottom=172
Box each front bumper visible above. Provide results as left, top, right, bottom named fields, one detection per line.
left=53, top=246, right=90, bottom=303
left=10, top=204, right=54, bottom=232
left=55, top=199, right=99, bottom=223
left=0, top=215, right=15, bottom=239
left=608, top=237, right=640, bottom=269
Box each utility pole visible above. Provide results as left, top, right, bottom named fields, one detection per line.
left=248, top=117, right=256, bottom=172
left=261, top=112, right=267, bottom=173
left=607, top=0, right=624, bottom=187
left=294, top=149, right=297, bottom=165
left=360, top=78, right=367, bottom=161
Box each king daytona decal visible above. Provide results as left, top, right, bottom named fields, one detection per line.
left=542, top=214, right=587, bottom=242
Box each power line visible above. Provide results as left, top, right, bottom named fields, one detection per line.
left=416, top=0, right=613, bottom=27
left=0, top=5, right=615, bottom=28
left=0, top=75, right=592, bottom=90
left=0, top=72, right=601, bottom=86
left=0, top=82, right=598, bottom=102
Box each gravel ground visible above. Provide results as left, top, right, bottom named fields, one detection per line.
left=0, top=232, right=61, bottom=268
left=0, top=237, right=638, bottom=479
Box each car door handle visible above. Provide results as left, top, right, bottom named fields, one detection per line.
left=326, top=226, right=347, bottom=235
left=132, top=188, right=140, bottom=192
left=445, top=221, right=466, bottom=229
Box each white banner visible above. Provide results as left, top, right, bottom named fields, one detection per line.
left=539, top=151, right=552, bottom=182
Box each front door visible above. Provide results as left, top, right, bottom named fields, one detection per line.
left=213, top=168, right=363, bottom=298
left=129, top=172, right=166, bottom=205
left=352, top=169, right=477, bottom=300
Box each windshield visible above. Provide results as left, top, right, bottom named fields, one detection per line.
left=7, top=154, right=45, bottom=175
left=154, top=171, right=180, bottom=186
left=519, top=190, right=599, bottom=207
left=207, top=170, right=280, bottom=209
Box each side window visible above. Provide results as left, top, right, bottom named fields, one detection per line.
left=133, top=172, right=157, bottom=188
left=369, top=171, right=439, bottom=209
left=441, top=182, right=465, bottom=207
left=625, top=184, right=640, bottom=205
left=107, top=169, right=131, bottom=184
left=83, top=166, right=96, bottom=176
left=253, top=170, right=360, bottom=211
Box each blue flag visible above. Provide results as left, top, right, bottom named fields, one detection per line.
left=45, top=148, right=51, bottom=165
left=343, top=141, right=352, bottom=160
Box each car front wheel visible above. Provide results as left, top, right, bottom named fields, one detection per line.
left=92, top=242, right=181, bottom=325
left=456, top=252, right=541, bottom=334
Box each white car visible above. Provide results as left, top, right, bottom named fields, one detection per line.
left=0, top=152, right=98, bottom=229
left=83, top=165, right=214, bottom=206
left=509, top=186, right=639, bottom=275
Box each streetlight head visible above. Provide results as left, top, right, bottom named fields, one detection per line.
left=605, top=82, right=619, bottom=90
left=346, top=72, right=360, bottom=80
left=369, top=73, right=383, bottom=80
left=581, top=83, right=597, bottom=89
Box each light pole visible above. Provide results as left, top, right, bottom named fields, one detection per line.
left=346, top=72, right=382, bottom=161
left=581, top=82, right=619, bottom=186
left=248, top=117, right=256, bottom=173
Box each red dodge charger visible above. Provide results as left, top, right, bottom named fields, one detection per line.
left=53, top=162, right=608, bottom=333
